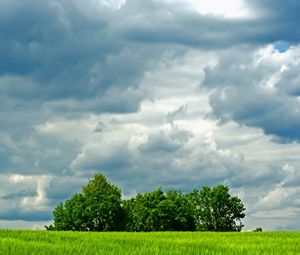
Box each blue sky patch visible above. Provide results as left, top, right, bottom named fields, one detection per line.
left=274, top=41, right=290, bottom=53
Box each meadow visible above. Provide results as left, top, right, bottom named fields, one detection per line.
left=0, top=231, right=299, bottom=255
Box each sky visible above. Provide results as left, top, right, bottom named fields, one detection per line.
left=0, top=0, right=300, bottom=231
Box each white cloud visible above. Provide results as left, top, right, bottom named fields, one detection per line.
left=6, top=48, right=297, bottom=231
left=205, top=44, right=300, bottom=141
left=21, top=175, right=53, bottom=209
left=1, top=0, right=300, bottom=231
left=163, top=0, right=253, bottom=18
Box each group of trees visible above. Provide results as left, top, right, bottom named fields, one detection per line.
left=46, top=173, right=245, bottom=232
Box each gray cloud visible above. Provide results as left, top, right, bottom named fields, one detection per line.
left=1, top=0, right=300, bottom=231
left=1, top=0, right=300, bottom=117
left=0, top=0, right=162, bottom=116
left=204, top=45, right=300, bottom=141
left=119, top=0, right=300, bottom=48
left=0, top=175, right=53, bottom=221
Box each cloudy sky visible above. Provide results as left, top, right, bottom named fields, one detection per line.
left=1, top=0, right=300, bottom=231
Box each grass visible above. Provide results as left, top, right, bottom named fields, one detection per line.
left=0, top=230, right=299, bottom=255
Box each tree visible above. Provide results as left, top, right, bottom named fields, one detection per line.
left=188, top=184, right=245, bottom=232
left=123, top=188, right=166, bottom=232
left=82, top=173, right=125, bottom=231
left=49, top=173, right=125, bottom=231
left=157, top=189, right=195, bottom=231
left=124, top=188, right=195, bottom=231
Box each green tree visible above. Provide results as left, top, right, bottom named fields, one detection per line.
left=188, top=184, right=245, bottom=231
left=48, top=173, right=125, bottom=231
left=82, top=173, right=125, bottom=231
left=51, top=203, right=68, bottom=230
left=124, top=188, right=195, bottom=231
left=123, top=189, right=165, bottom=231
left=156, top=189, right=195, bottom=231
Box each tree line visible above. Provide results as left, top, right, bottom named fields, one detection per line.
left=46, top=173, right=245, bottom=232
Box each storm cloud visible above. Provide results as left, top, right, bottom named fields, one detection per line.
left=0, top=0, right=300, bottom=230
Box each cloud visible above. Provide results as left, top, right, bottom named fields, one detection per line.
left=1, top=0, right=300, bottom=231
left=204, top=44, right=300, bottom=141
left=0, top=0, right=162, bottom=116
left=0, top=175, right=53, bottom=221
left=1, top=0, right=299, bottom=119
left=182, top=0, right=253, bottom=19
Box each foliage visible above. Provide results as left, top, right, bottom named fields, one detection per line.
left=253, top=227, right=263, bottom=232
left=48, top=173, right=245, bottom=232
left=124, top=188, right=195, bottom=231
left=1, top=230, right=300, bottom=255
left=49, top=173, right=125, bottom=231
left=188, top=185, right=245, bottom=231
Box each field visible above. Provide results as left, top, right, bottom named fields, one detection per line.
left=0, top=230, right=299, bottom=255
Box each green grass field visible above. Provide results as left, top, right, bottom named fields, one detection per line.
left=0, top=230, right=299, bottom=255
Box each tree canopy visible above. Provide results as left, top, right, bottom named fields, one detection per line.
left=47, top=173, right=124, bottom=231
left=47, top=173, right=245, bottom=232
left=123, top=188, right=195, bottom=231
left=188, top=185, right=245, bottom=231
